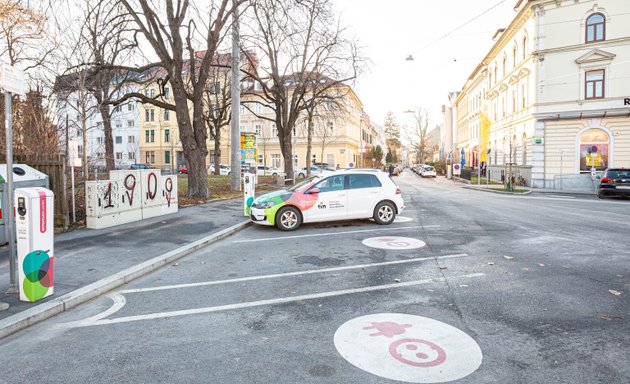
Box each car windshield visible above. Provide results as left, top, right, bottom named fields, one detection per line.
left=288, top=176, right=320, bottom=192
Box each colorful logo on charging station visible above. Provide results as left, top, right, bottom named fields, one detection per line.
left=22, top=250, right=54, bottom=302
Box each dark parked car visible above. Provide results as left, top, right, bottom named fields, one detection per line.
left=130, top=163, right=150, bottom=170
left=178, top=164, right=188, bottom=174
left=597, top=168, right=630, bottom=199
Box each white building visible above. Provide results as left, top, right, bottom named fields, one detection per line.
left=453, top=0, right=630, bottom=189
left=54, top=74, right=141, bottom=170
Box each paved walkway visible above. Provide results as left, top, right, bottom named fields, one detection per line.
left=0, top=198, right=250, bottom=339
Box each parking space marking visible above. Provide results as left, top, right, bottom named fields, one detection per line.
left=335, top=313, right=483, bottom=383
left=363, top=237, right=426, bottom=250
left=233, top=225, right=440, bottom=243
left=119, top=253, right=469, bottom=294
left=63, top=273, right=485, bottom=328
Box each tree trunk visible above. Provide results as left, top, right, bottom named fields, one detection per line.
left=305, top=114, right=313, bottom=176
left=100, top=104, right=115, bottom=171
left=280, top=132, right=294, bottom=181
left=185, top=148, right=208, bottom=197
left=173, top=79, right=208, bottom=197
left=81, top=102, right=89, bottom=180
left=214, top=135, right=221, bottom=175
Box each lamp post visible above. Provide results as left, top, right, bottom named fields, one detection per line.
left=230, top=0, right=241, bottom=191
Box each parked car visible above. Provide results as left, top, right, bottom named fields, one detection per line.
left=256, top=165, right=285, bottom=176
left=296, top=166, right=335, bottom=178
left=208, top=164, right=231, bottom=176
left=130, top=163, right=150, bottom=170
left=250, top=169, right=405, bottom=231
left=597, top=168, right=630, bottom=199
left=420, top=165, right=437, bottom=178
left=178, top=164, right=188, bottom=174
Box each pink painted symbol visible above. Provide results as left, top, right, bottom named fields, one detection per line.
left=377, top=238, right=410, bottom=247
left=363, top=321, right=412, bottom=338
left=389, top=338, right=447, bottom=368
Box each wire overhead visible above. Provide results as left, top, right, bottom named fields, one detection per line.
left=406, top=0, right=508, bottom=60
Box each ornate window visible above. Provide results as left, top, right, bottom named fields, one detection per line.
left=579, top=128, right=609, bottom=171
left=586, top=13, right=605, bottom=43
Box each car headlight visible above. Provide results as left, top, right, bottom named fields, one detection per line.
left=253, top=201, right=276, bottom=209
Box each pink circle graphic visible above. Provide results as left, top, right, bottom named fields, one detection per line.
left=389, top=338, right=447, bottom=368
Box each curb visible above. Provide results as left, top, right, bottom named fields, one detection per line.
left=0, top=220, right=252, bottom=340
left=464, top=186, right=533, bottom=195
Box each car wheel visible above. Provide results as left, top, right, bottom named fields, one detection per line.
left=272, top=173, right=277, bottom=176
left=373, top=201, right=396, bottom=225
left=276, top=206, right=302, bottom=231
left=227, top=172, right=231, bottom=176
left=597, top=193, right=605, bottom=199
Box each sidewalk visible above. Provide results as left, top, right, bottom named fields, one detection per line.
left=0, top=198, right=250, bottom=339
left=445, top=176, right=597, bottom=196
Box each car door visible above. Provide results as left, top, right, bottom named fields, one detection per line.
left=303, top=175, right=347, bottom=222
left=346, top=174, right=382, bottom=218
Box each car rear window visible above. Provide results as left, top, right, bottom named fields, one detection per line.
left=607, top=170, right=629, bottom=179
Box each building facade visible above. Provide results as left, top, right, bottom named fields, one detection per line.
left=452, top=0, right=630, bottom=189
left=55, top=83, right=141, bottom=171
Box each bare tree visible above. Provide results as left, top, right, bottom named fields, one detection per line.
left=240, top=0, right=361, bottom=179
left=79, top=0, right=137, bottom=171
left=111, top=0, right=246, bottom=198
left=0, top=0, right=51, bottom=70
left=383, top=111, right=401, bottom=162
left=406, top=107, right=431, bottom=164
left=203, top=60, right=232, bottom=176
left=0, top=0, right=59, bottom=157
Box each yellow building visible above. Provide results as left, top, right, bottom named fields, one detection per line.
left=232, top=82, right=373, bottom=171
left=138, top=64, right=375, bottom=173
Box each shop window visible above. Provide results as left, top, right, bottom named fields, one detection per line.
left=579, top=128, right=609, bottom=171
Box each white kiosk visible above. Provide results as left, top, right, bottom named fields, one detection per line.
left=15, top=187, right=55, bottom=302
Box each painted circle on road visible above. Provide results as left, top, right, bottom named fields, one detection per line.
left=362, top=237, right=425, bottom=250
left=334, top=313, right=483, bottom=383
left=394, top=216, right=413, bottom=223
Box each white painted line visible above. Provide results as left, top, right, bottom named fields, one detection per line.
left=80, top=273, right=485, bottom=327
left=234, top=225, right=440, bottom=243
left=120, top=254, right=469, bottom=294
left=56, top=293, right=126, bottom=329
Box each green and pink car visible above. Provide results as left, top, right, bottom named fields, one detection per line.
left=249, top=169, right=405, bottom=231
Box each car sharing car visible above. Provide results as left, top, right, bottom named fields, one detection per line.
left=249, top=169, right=404, bottom=231
left=597, top=168, right=630, bottom=199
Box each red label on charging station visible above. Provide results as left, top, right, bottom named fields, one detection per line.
left=38, top=190, right=46, bottom=233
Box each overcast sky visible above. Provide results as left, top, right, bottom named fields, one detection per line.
left=335, top=0, right=518, bottom=129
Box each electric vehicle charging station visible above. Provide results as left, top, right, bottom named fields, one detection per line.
left=14, top=187, right=55, bottom=302
left=244, top=172, right=255, bottom=216
left=0, top=164, right=49, bottom=244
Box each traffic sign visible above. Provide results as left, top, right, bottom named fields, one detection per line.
left=0, top=64, right=26, bottom=96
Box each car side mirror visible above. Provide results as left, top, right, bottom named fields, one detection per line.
left=308, top=188, right=320, bottom=194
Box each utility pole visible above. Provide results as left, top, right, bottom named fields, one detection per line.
left=230, top=0, right=241, bottom=191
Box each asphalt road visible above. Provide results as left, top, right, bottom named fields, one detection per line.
left=0, top=171, right=628, bottom=384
